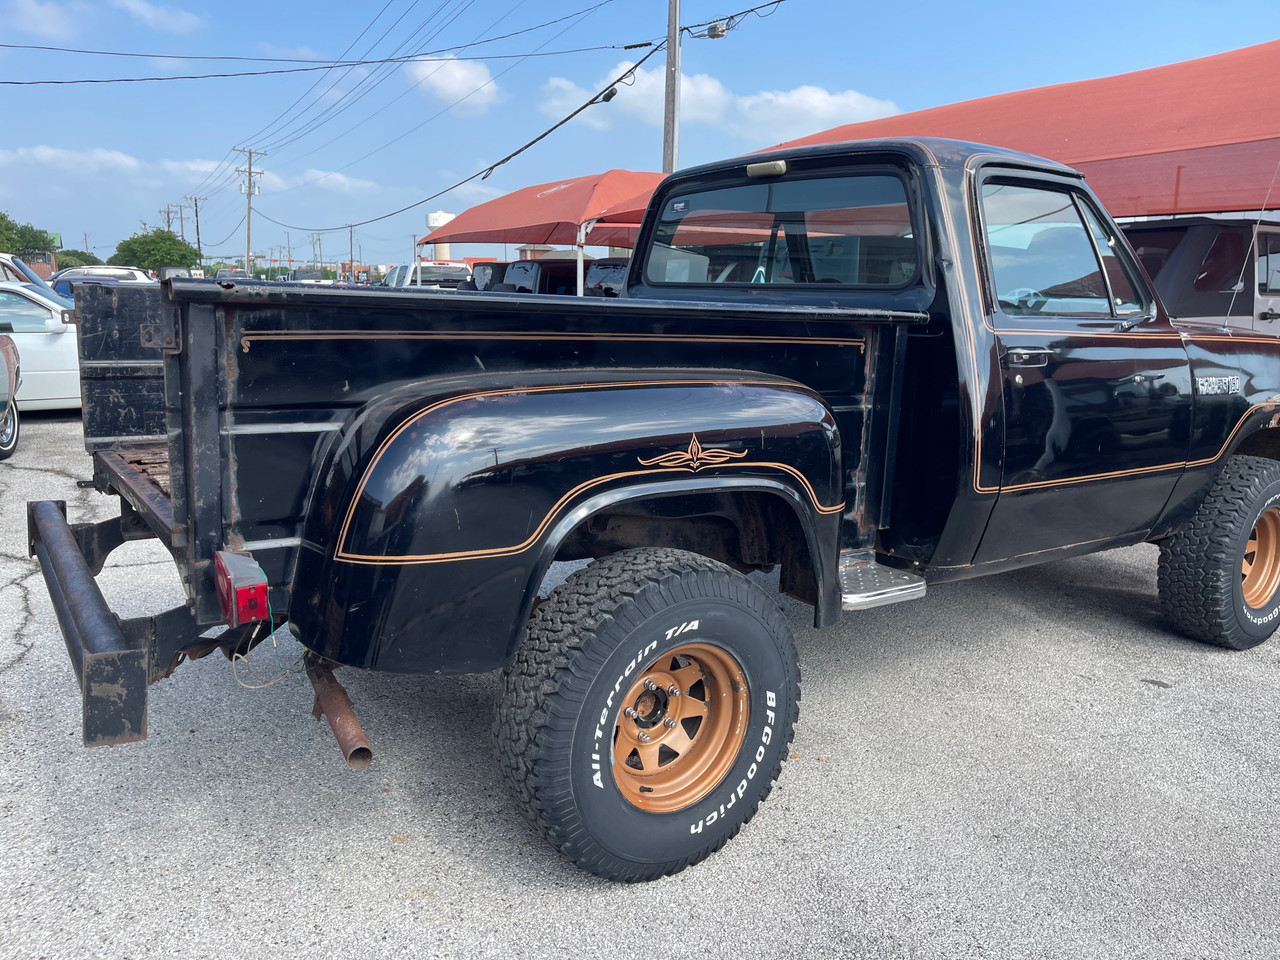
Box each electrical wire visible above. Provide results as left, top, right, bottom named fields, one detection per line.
left=266, top=0, right=610, bottom=192
left=0, top=2, right=619, bottom=64
left=255, top=0, right=475, bottom=155
left=255, top=43, right=665, bottom=234
left=205, top=214, right=247, bottom=248
left=0, top=44, right=635, bottom=85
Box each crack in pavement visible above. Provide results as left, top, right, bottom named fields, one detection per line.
left=0, top=576, right=36, bottom=676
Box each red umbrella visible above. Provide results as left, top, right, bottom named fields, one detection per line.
left=421, top=169, right=665, bottom=246
left=422, top=169, right=664, bottom=294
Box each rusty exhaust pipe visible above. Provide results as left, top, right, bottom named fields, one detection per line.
left=306, top=660, right=373, bottom=769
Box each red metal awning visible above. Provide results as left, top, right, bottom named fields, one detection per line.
left=421, top=169, right=666, bottom=247
left=764, top=39, right=1280, bottom=218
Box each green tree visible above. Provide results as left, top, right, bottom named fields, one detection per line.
left=0, top=211, right=56, bottom=257
left=109, top=229, right=199, bottom=272
left=14, top=223, right=56, bottom=258
left=55, top=248, right=103, bottom=268
left=0, top=212, right=17, bottom=252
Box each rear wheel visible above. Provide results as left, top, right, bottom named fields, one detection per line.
left=1159, top=456, right=1280, bottom=649
left=0, top=403, right=18, bottom=461
left=494, top=548, right=800, bottom=881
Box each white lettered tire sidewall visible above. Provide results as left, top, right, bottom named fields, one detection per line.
left=1234, top=486, right=1280, bottom=641
left=570, top=595, right=795, bottom=867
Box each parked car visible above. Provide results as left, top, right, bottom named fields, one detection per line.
left=215, top=268, right=250, bottom=279
left=494, top=258, right=580, bottom=295
left=383, top=261, right=472, bottom=290
left=1121, top=217, right=1280, bottom=330
left=0, top=332, right=18, bottom=460
left=49, top=265, right=155, bottom=284
left=158, top=267, right=194, bottom=281
left=0, top=281, right=79, bottom=409
left=287, top=267, right=328, bottom=284
left=50, top=276, right=119, bottom=298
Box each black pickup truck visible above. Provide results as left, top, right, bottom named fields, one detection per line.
left=28, top=138, right=1280, bottom=882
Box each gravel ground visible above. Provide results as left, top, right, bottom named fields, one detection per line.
left=3, top=411, right=1279, bottom=959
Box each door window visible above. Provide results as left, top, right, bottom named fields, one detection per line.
left=0, top=291, right=53, bottom=331
left=981, top=181, right=1143, bottom=318
left=1261, top=234, right=1280, bottom=295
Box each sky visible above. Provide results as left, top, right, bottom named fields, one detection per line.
left=0, top=0, right=1276, bottom=269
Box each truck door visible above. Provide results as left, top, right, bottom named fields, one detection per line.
left=1258, top=229, right=1280, bottom=332
left=972, top=174, right=1193, bottom=563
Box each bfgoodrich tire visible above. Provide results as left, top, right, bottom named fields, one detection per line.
left=1159, top=455, right=1280, bottom=649
left=494, top=548, right=800, bottom=882
left=0, top=403, right=18, bottom=461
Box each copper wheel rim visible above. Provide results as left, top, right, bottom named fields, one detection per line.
left=611, top=642, right=749, bottom=813
left=1243, top=507, right=1280, bottom=609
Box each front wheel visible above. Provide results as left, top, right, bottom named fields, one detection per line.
left=494, top=548, right=800, bottom=881
left=0, top=403, right=19, bottom=461
left=1159, top=455, right=1280, bottom=649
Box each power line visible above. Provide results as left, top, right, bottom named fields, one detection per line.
left=0, top=3, right=621, bottom=64
left=255, top=0, right=476, bottom=155
left=0, top=44, right=638, bottom=86
left=263, top=0, right=532, bottom=159
left=164, top=1, right=627, bottom=206
left=255, top=44, right=664, bottom=234
left=267, top=0, right=607, bottom=181
left=205, top=214, right=247, bottom=249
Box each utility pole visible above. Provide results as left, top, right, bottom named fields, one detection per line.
left=160, top=206, right=174, bottom=231
left=662, top=0, right=681, bottom=174
left=234, top=147, right=266, bottom=275
left=185, top=196, right=206, bottom=260
left=348, top=225, right=354, bottom=281
left=174, top=202, right=188, bottom=242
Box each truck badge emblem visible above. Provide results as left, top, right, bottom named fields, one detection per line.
left=637, top=434, right=748, bottom=472
left=1196, top=376, right=1240, bottom=396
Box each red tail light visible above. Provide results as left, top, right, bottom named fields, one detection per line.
left=214, top=550, right=270, bottom=627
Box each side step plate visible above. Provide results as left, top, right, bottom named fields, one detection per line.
left=840, top=553, right=926, bottom=611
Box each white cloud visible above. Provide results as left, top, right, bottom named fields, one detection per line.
left=540, top=62, right=899, bottom=145
left=0, top=145, right=142, bottom=173
left=298, top=169, right=377, bottom=193
left=109, top=0, right=201, bottom=34
left=405, top=56, right=499, bottom=116
left=257, top=43, right=326, bottom=61
left=6, top=0, right=86, bottom=41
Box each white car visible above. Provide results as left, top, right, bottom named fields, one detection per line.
left=0, top=281, right=79, bottom=410
left=49, top=265, right=155, bottom=284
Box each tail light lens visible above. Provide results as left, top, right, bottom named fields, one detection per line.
left=214, top=550, right=270, bottom=627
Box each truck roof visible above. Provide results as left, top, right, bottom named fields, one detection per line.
left=700, top=136, right=1085, bottom=180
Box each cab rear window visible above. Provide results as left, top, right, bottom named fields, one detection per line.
left=644, top=174, right=917, bottom=288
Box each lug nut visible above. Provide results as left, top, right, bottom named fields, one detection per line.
left=667, top=685, right=681, bottom=697
left=643, top=679, right=657, bottom=692
left=637, top=731, right=651, bottom=743
left=623, top=707, right=638, bottom=720
left=663, top=717, right=677, bottom=729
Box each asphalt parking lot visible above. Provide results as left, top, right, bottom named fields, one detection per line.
left=4, top=411, right=1280, bottom=960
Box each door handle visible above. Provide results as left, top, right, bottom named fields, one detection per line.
left=1260, top=309, right=1280, bottom=322
left=1002, top=347, right=1053, bottom=368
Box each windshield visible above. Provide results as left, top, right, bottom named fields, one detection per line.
left=291, top=268, right=324, bottom=281
left=9, top=257, right=57, bottom=298
left=413, top=265, right=471, bottom=282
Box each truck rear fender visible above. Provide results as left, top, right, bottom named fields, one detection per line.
left=289, top=370, right=845, bottom=674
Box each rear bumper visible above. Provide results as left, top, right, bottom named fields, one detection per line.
left=27, top=500, right=148, bottom=746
